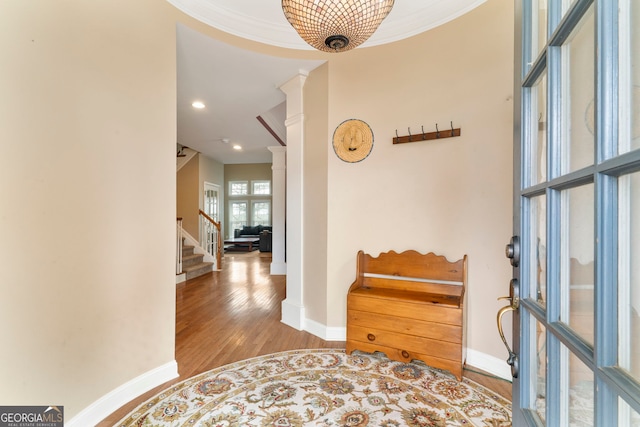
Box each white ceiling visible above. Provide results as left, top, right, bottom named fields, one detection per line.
left=177, top=24, right=324, bottom=164
left=173, top=0, right=486, bottom=164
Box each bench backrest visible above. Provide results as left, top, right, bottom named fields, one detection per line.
left=355, top=250, right=467, bottom=295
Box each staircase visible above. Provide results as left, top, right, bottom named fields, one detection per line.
left=181, top=243, right=214, bottom=280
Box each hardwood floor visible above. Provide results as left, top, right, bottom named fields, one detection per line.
left=98, top=251, right=511, bottom=426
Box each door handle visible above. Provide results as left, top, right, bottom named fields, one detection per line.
left=498, top=278, right=519, bottom=309
left=497, top=278, right=519, bottom=378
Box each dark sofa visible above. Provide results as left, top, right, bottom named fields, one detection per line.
left=234, top=225, right=272, bottom=252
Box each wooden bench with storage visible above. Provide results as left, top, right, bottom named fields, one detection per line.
left=346, top=249, right=468, bottom=380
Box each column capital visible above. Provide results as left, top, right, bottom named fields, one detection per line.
left=279, top=71, right=308, bottom=96
left=268, top=146, right=287, bottom=154
left=279, top=72, right=308, bottom=121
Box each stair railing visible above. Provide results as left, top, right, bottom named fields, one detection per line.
left=199, top=210, right=222, bottom=269
left=176, top=217, right=183, bottom=275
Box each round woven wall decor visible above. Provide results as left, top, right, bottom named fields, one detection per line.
left=332, top=119, right=374, bottom=163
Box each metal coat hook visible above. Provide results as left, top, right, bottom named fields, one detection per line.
left=392, top=122, right=461, bottom=144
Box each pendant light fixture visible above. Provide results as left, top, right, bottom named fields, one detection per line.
left=282, top=0, right=395, bottom=53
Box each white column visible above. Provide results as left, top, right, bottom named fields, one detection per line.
left=268, top=146, right=287, bottom=275
left=279, top=72, right=307, bottom=330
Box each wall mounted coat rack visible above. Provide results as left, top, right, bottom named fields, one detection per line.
left=393, top=122, right=461, bottom=144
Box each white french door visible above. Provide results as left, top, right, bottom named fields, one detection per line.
left=204, top=182, right=220, bottom=222
left=508, top=0, right=640, bottom=424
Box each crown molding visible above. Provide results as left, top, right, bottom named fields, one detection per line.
left=167, top=0, right=487, bottom=50
left=167, top=0, right=307, bottom=49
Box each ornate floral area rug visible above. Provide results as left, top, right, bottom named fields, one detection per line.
left=117, top=349, right=511, bottom=426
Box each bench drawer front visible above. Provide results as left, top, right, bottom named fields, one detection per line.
left=347, top=309, right=462, bottom=344
left=346, top=340, right=463, bottom=379
left=348, top=294, right=462, bottom=326
left=347, top=324, right=462, bottom=362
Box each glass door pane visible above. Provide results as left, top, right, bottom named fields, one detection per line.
left=619, top=171, right=640, bottom=382
left=620, top=0, right=640, bottom=154
left=204, top=187, right=219, bottom=221
left=535, top=0, right=548, bottom=58
left=562, top=183, right=594, bottom=344
left=531, top=195, right=547, bottom=305
left=535, top=320, right=547, bottom=422
left=634, top=0, right=640, bottom=153
left=619, top=398, right=640, bottom=427
left=567, top=346, right=594, bottom=425
left=563, top=6, right=594, bottom=174
left=531, top=74, right=548, bottom=185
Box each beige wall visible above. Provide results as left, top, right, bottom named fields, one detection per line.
left=199, top=154, right=225, bottom=192
left=177, top=155, right=200, bottom=237
left=312, top=0, right=515, bottom=357
left=0, top=0, right=177, bottom=420
left=224, top=163, right=273, bottom=238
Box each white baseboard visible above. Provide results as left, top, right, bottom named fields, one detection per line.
left=270, top=262, right=286, bottom=275
left=281, top=299, right=305, bottom=330
left=304, top=318, right=345, bottom=341
left=176, top=273, right=186, bottom=284
left=66, top=360, right=178, bottom=427
left=466, top=348, right=512, bottom=381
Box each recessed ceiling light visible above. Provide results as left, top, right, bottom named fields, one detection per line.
left=233, top=145, right=242, bottom=150
left=192, top=101, right=205, bottom=109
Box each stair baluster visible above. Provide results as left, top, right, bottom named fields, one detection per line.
left=199, top=210, right=222, bottom=270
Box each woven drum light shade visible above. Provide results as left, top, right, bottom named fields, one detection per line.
left=282, top=0, right=395, bottom=53
left=332, top=119, right=374, bottom=163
